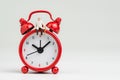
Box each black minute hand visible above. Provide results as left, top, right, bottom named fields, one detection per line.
left=42, top=41, right=51, bottom=49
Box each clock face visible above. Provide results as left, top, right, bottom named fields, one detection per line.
left=21, top=32, right=58, bottom=68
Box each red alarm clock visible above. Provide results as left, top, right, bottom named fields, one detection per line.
left=18, top=10, right=62, bottom=74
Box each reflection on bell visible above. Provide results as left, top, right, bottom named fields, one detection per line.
left=19, top=18, right=34, bottom=35
left=46, top=17, right=61, bottom=34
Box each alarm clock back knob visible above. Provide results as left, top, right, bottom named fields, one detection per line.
left=46, top=17, right=61, bottom=34
left=19, top=18, right=34, bottom=35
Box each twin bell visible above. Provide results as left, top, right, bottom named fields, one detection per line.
left=19, top=17, right=61, bottom=35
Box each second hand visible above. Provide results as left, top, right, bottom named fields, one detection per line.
left=27, top=51, right=38, bottom=56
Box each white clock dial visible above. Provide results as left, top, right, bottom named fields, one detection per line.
left=22, top=33, right=58, bottom=68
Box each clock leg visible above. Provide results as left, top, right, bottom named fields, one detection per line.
left=51, top=66, right=59, bottom=74
left=21, top=66, right=29, bottom=74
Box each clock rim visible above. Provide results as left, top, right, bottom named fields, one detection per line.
left=19, top=30, right=62, bottom=72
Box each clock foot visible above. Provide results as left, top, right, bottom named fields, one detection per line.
left=52, top=66, right=59, bottom=74
left=21, top=66, right=29, bottom=74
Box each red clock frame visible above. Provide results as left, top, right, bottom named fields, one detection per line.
left=19, top=30, right=62, bottom=74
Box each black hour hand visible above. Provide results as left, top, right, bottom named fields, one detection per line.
left=32, top=44, right=39, bottom=49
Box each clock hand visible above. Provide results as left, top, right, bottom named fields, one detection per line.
left=42, top=41, right=51, bottom=49
left=32, top=44, right=39, bottom=49
left=40, top=40, right=41, bottom=48
left=27, top=51, right=38, bottom=56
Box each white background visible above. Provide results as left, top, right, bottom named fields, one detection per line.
left=0, top=0, right=120, bottom=80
